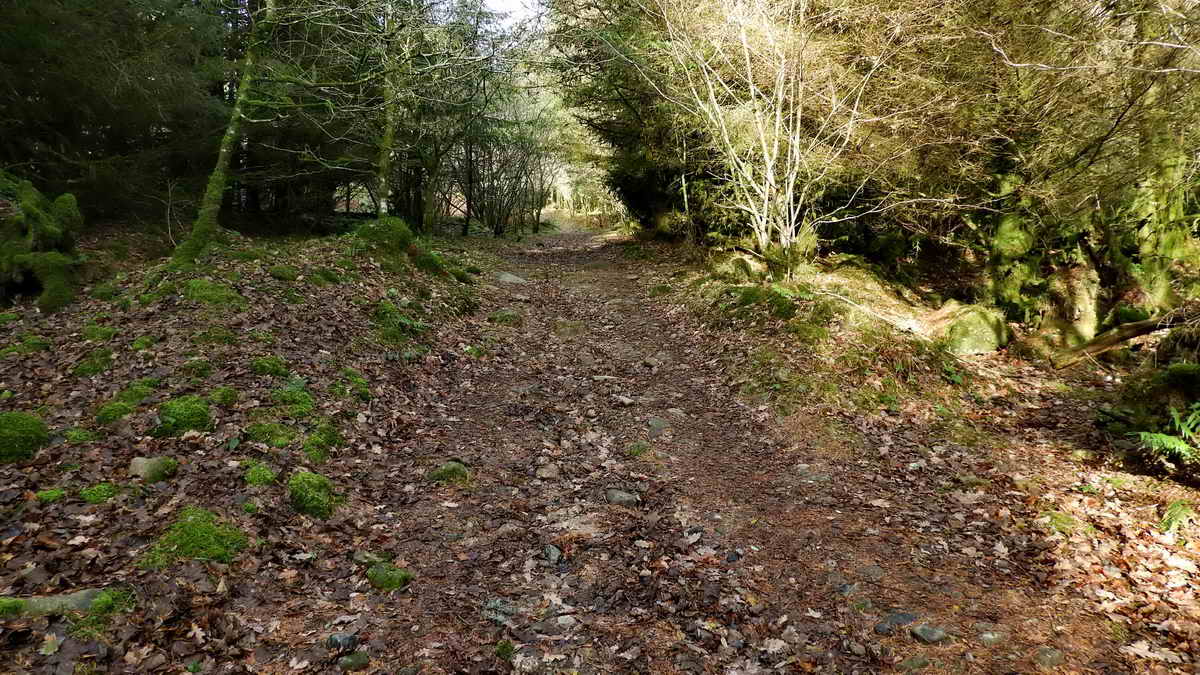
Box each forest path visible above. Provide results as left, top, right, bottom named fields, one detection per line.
left=380, top=228, right=1140, bottom=674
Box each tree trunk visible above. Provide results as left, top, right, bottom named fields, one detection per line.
left=376, top=5, right=397, bottom=218
left=173, top=0, right=275, bottom=263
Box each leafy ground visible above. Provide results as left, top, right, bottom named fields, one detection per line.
left=1, top=226, right=1198, bottom=673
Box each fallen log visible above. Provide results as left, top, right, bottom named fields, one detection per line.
left=1051, top=312, right=1190, bottom=369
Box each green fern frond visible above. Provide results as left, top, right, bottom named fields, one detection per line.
left=1137, top=431, right=1200, bottom=464
left=1160, top=500, right=1197, bottom=534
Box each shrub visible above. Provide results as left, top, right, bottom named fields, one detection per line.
left=243, top=461, right=277, bottom=486
left=268, top=265, right=300, bottom=281
left=288, top=471, right=337, bottom=518
left=80, top=483, right=118, bottom=504
left=96, top=401, right=135, bottom=425
left=1136, top=403, right=1200, bottom=471
left=154, top=395, right=211, bottom=436
left=140, top=507, right=247, bottom=568
left=72, top=348, right=113, bottom=376
left=366, top=562, right=414, bottom=591
left=0, top=412, right=49, bottom=462
left=251, top=355, right=289, bottom=377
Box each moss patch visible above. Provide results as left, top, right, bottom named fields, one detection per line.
left=80, top=483, right=118, bottom=504
left=427, top=460, right=470, bottom=485
left=82, top=323, right=119, bottom=342
left=333, top=368, right=371, bottom=401
left=68, top=588, right=134, bottom=640
left=367, top=562, right=414, bottom=591
left=243, top=461, right=277, bottom=486
left=153, top=395, right=211, bottom=436
left=0, top=597, right=26, bottom=617
left=208, top=386, right=239, bottom=406
left=64, top=427, right=97, bottom=443
left=182, top=279, right=244, bottom=307
left=288, top=471, right=337, bottom=518
left=36, top=488, right=66, bottom=503
left=0, top=312, right=19, bottom=325
left=251, top=355, right=289, bottom=377
left=271, top=379, right=315, bottom=417
left=73, top=348, right=114, bottom=376
left=130, top=335, right=157, bottom=351
left=192, top=327, right=234, bottom=345
left=487, top=309, right=522, bottom=326
left=373, top=300, right=427, bottom=345
left=302, top=422, right=342, bottom=463
left=268, top=265, right=300, bottom=281
left=140, top=507, right=247, bottom=569
left=352, top=217, right=414, bottom=257
left=245, top=422, right=296, bottom=447
left=0, top=333, right=50, bottom=357
left=0, top=412, right=49, bottom=462
left=96, top=401, right=135, bottom=425
left=181, top=358, right=213, bottom=378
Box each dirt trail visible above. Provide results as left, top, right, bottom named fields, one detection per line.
left=339, top=229, right=1152, bottom=674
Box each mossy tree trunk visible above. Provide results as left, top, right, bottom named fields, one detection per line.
left=987, top=167, right=1042, bottom=322
left=1130, top=1, right=1189, bottom=312
left=173, top=0, right=276, bottom=263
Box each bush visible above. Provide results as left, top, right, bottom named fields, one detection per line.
left=140, top=507, right=247, bottom=568
left=251, top=355, right=289, bottom=377
left=154, top=395, right=211, bottom=436
left=0, top=412, right=49, bottom=462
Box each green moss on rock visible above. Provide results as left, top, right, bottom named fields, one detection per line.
left=288, top=471, right=337, bottom=518
left=272, top=379, right=315, bottom=417
left=367, top=562, right=413, bottom=591
left=154, top=395, right=211, bottom=436
left=36, top=488, right=66, bottom=503
left=427, top=460, right=470, bottom=485
left=251, top=355, right=289, bottom=377
left=0, top=411, right=49, bottom=463
left=353, top=217, right=414, bottom=257
left=208, top=386, right=238, bottom=406
left=82, top=323, right=118, bottom=342
left=936, top=303, right=1011, bottom=355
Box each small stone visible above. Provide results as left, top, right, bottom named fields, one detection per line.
left=911, top=624, right=948, bottom=644
left=605, top=489, right=639, bottom=507
left=535, top=464, right=561, bottom=480
left=531, top=615, right=577, bottom=635
left=978, top=631, right=1007, bottom=647
left=615, top=395, right=635, bottom=406
left=874, top=612, right=918, bottom=635
left=647, top=417, right=670, bottom=436
left=859, top=565, right=885, bottom=582
left=495, top=272, right=527, bottom=284
left=1033, top=647, right=1064, bottom=668
left=898, top=655, right=931, bottom=671
left=836, top=582, right=859, bottom=597
left=849, top=642, right=866, bottom=657
left=336, top=651, right=370, bottom=671
left=324, top=632, right=358, bottom=652
left=726, top=629, right=745, bottom=649
left=543, top=544, right=562, bottom=564
left=128, top=456, right=178, bottom=483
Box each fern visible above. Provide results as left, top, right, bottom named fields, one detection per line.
left=1136, top=403, right=1200, bottom=467
left=1160, top=500, right=1197, bottom=534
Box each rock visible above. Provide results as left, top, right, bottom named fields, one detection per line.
left=933, top=302, right=1010, bottom=355
left=978, top=631, right=1007, bottom=647
left=859, top=564, right=885, bottom=582
left=849, top=642, right=866, bottom=657
left=336, top=651, right=370, bottom=671
left=324, top=632, right=358, bottom=652
left=531, top=615, right=576, bottom=635
left=535, top=463, right=561, bottom=480
left=543, top=544, right=562, bottom=564
left=352, top=551, right=389, bottom=566
left=128, top=456, right=178, bottom=483
left=615, top=395, right=635, bottom=406
left=12, top=588, right=104, bottom=616
left=605, top=489, right=640, bottom=507
left=552, top=319, right=587, bottom=337
left=898, top=655, right=931, bottom=671
left=495, top=272, right=527, bottom=284
left=911, top=624, right=948, bottom=644
left=646, top=417, right=669, bottom=437
left=874, top=611, right=919, bottom=635
left=726, top=628, right=745, bottom=649
left=483, top=598, right=518, bottom=625
left=1033, top=647, right=1064, bottom=668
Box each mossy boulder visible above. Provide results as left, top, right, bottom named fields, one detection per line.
left=129, top=456, right=178, bottom=483
left=933, top=302, right=1011, bottom=355
left=366, top=562, right=414, bottom=591
left=0, top=411, right=49, bottom=463
left=427, top=460, right=470, bottom=485
left=0, top=171, right=82, bottom=312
